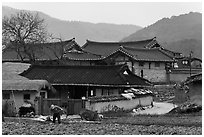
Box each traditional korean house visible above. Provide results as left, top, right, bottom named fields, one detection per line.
left=82, top=37, right=182, bottom=59
left=20, top=64, right=153, bottom=114
left=102, top=46, right=175, bottom=83
left=170, top=57, right=202, bottom=82
left=20, top=64, right=152, bottom=99
left=80, top=38, right=179, bottom=83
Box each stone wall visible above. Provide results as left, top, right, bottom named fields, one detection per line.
left=150, top=85, right=175, bottom=102
left=85, top=96, right=153, bottom=113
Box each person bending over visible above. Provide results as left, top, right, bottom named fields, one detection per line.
left=50, top=104, right=63, bottom=124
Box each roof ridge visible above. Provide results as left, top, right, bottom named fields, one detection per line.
left=81, top=49, right=103, bottom=57
left=85, top=38, right=155, bottom=45
left=161, top=48, right=182, bottom=54
left=123, top=46, right=160, bottom=51
left=27, top=38, right=75, bottom=45
left=158, top=48, right=175, bottom=60
left=22, top=64, right=125, bottom=69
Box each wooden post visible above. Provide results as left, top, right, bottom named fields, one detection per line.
left=86, top=86, right=89, bottom=98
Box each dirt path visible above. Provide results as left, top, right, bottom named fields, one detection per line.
left=132, top=102, right=176, bottom=115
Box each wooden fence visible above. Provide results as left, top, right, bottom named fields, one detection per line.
left=67, top=99, right=85, bottom=115
left=39, top=98, right=85, bottom=115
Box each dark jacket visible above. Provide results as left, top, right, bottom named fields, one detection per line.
left=50, top=105, right=63, bottom=114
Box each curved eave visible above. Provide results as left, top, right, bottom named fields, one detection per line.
left=64, top=56, right=105, bottom=61
left=104, top=47, right=135, bottom=61
left=51, top=83, right=152, bottom=88
left=132, top=59, right=174, bottom=62
left=104, top=47, right=174, bottom=62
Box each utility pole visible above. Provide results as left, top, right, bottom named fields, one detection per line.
left=189, top=51, right=193, bottom=77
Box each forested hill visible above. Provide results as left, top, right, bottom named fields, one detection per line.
left=122, top=12, right=202, bottom=58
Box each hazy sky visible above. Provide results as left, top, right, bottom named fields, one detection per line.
left=2, top=2, right=202, bottom=27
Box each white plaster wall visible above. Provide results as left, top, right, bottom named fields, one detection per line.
left=134, top=62, right=165, bottom=70
left=86, top=96, right=153, bottom=113
left=133, top=62, right=167, bottom=82
left=2, top=91, right=39, bottom=113
left=134, top=68, right=167, bottom=82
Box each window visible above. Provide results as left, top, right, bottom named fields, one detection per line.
left=174, top=63, right=178, bottom=68
left=155, top=62, right=160, bottom=67
left=149, top=63, right=151, bottom=69
left=109, top=91, right=115, bottom=95
left=182, top=60, right=188, bottom=65
left=24, top=94, right=30, bottom=100
left=40, top=92, right=46, bottom=98
left=139, top=62, right=144, bottom=67
left=101, top=89, right=116, bottom=96
left=102, top=89, right=109, bottom=96
left=140, top=70, right=144, bottom=78
left=3, top=93, right=10, bottom=99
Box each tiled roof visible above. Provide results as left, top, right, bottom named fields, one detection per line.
left=106, top=46, right=174, bottom=62
left=20, top=65, right=152, bottom=87
left=2, top=38, right=80, bottom=61
left=82, top=38, right=159, bottom=56
left=160, top=48, right=182, bottom=58
left=170, top=68, right=202, bottom=74
left=185, top=73, right=202, bottom=84
left=64, top=50, right=103, bottom=61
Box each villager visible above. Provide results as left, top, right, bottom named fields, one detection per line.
left=50, top=104, right=64, bottom=124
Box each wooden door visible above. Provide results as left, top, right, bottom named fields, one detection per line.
left=67, top=99, right=85, bottom=115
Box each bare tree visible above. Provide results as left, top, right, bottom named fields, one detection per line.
left=2, top=11, right=49, bottom=62
left=45, top=36, right=76, bottom=60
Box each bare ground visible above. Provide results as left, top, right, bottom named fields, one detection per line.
left=2, top=114, right=202, bottom=135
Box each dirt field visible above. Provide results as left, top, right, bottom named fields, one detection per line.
left=2, top=114, right=202, bottom=135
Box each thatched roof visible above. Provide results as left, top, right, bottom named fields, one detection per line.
left=2, top=80, right=55, bottom=91
left=2, top=62, right=31, bottom=74
left=2, top=62, right=31, bottom=81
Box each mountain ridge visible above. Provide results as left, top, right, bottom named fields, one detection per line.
left=121, top=12, right=202, bottom=59
left=2, top=6, right=142, bottom=45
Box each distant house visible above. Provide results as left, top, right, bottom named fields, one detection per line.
left=170, top=57, right=202, bottom=82
left=79, top=38, right=176, bottom=83
left=173, top=73, right=202, bottom=105
left=2, top=80, right=55, bottom=116
left=2, top=38, right=80, bottom=63
left=4, top=37, right=198, bottom=83
left=82, top=37, right=182, bottom=59
left=102, top=46, right=174, bottom=83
